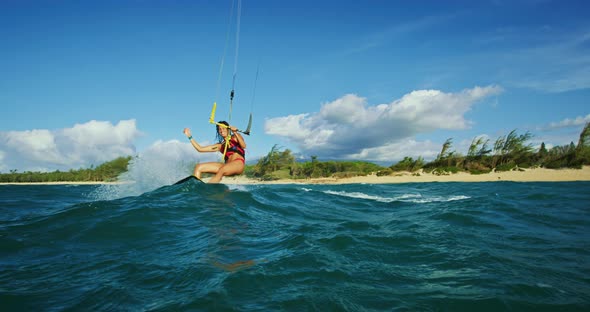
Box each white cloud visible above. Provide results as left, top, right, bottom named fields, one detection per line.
left=0, top=150, right=6, bottom=172
left=4, top=129, right=63, bottom=165
left=531, top=115, right=590, bottom=149
left=265, top=85, right=503, bottom=161
left=264, top=114, right=314, bottom=141
left=347, top=139, right=441, bottom=162
left=0, top=120, right=141, bottom=172
left=62, top=119, right=139, bottom=146
left=544, top=114, right=590, bottom=130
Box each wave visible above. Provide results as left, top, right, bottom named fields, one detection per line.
left=322, top=189, right=470, bottom=203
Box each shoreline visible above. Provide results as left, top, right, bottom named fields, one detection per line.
left=221, top=166, right=590, bottom=184
left=2, top=166, right=589, bottom=185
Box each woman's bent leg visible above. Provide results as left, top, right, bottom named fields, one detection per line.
left=208, top=160, right=245, bottom=183
left=194, top=162, right=223, bottom=179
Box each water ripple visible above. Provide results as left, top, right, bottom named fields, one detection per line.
left=1, top=181, right=589, bottom=310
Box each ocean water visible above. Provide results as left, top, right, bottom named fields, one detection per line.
left=1, top=180, right=589, bottom=311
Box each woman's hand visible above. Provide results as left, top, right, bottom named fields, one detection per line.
left=183, top=128, right=192, bottom=137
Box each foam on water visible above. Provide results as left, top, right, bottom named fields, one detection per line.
left=323, top=189, right=470, bottom=203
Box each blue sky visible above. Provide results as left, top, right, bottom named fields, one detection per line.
left=1, top=0, right=589, bottom=172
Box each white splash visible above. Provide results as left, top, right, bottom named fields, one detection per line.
left=90, top=140, right=210, bottom=200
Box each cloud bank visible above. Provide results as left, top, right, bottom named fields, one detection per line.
left=0, top=120, right=141, bottom=172
left=265, top=85, right=503, bottom=161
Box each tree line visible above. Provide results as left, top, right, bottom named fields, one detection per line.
left=248, top=122, right=590, bottom=180
left=0, top=156, right=132, bottom=183
left=414, top=122, right=590, bottom=175
left=246, top=145, right=382, bottom=180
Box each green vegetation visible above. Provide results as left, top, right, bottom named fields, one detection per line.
left=0, top=156, right=132, bottom=183
left=247, top=123, right=590, bottom=180
left=417, top=123, right=590, bottom=174
left=246, top=144, right=382, bottom=181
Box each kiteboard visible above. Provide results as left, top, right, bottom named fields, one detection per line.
left=174, top=175, right=204, bottom=185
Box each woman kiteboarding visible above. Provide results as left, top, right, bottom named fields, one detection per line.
left=183, top=121, right=246, bottom=183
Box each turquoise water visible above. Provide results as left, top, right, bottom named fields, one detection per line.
left=1, top=181, right=589, bottom=311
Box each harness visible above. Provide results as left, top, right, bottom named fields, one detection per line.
left=220, top=135, right=245, bottom=162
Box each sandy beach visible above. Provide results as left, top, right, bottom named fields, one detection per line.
left=221, top=166, right=590, bottom=185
